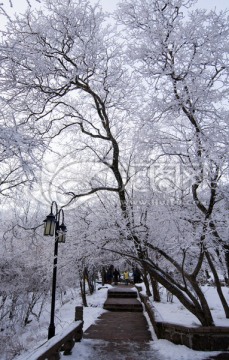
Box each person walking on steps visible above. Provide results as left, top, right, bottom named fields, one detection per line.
left=113, top=268, right=120, bottom=285
left=106, top=265, right=114, bottom=284
left=124, top=270, right=129, bottom=285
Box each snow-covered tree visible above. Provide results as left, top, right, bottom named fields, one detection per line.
left=1, top=0, right=229, bottom=328
left=117, top=0, right=229, bottom=319
left=0, top=0, right=47, bottom=197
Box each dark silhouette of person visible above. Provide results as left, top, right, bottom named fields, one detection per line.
left=113, top=268, right=120, bottom=285
left=133, top=267, right=142, bottom=283
left=106, top=265, right=114, bottom=284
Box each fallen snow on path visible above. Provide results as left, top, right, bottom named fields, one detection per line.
left=66, top=338, right=221, bottom=360
left=12, top=283, right=229, bottom=360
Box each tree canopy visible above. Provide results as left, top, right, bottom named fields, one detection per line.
left=0, top=2, right=229, bottom=355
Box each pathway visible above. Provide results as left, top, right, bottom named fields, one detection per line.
left=68, top=285, right=229, bottom=360
left=70, top=285, right=162, bottom=359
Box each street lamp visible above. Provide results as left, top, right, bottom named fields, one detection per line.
left=44, top=201, right=67, bottom=339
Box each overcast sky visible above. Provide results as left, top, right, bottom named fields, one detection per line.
left=193, top=0, right=228, bottom=10
left=2, top=0, right=229, bottom=14
left=98, top=0, right=228, bottom=12
left=0, top=0, right=228, bottom=30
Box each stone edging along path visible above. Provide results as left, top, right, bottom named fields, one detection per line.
left=137, top=290, right=229, bottom=352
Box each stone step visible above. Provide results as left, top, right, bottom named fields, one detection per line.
left=103, top=298, right=143, bottom=312
left=83, top=311, right=152, bottom=343
left=107, top=288, right=137, bottom=299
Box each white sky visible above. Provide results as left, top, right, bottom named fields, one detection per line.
left=1, top=0, right=228, bottom=30
left=196, top=0, right=228, bottom=10
left=99, top=0, right=228, bottom=11
left=1, top=0, right=229, bottom=15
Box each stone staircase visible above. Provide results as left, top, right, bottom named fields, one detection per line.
left=103, top=286, right=143, bottom=312
left=83, top=285, right=152, bottom=358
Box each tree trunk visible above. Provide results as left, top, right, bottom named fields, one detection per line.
left=145, top=263, right=214, bottom=326
left=80, top=279, right=87, bottom=307
left=84, top=267, right=95, bottom=295
left=142, top=268, right=152, bottom=297
left=189, top=275, right=215, bottom=324
left=150, top=274, right=161, bottom=302
left=205, top=250, right=229, bottom=318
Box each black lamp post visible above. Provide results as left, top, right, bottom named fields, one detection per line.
left=44, top=201, right=67, bottom=339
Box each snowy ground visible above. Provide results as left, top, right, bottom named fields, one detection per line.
left=152, top=285, right=229, bottom=327
left=13, top=283, right=229, bottom=360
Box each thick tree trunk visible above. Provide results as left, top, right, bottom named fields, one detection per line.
left=84, top=267, right=95, bottom=295
left=145, top=263, right=214, bottom=326
left=80, top=278, right=87, bottom=307
left=189, top=275, right=215, bottom=324
left=205, top=251, right=229, bottom=318
left=142, top=268, right=152, bottom=296
left=150, top=274, right=161, bottom=302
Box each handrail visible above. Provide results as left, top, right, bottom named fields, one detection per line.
left=38, top=321, right=83, bottom=360
left=18, top=306, right=84, bottom=360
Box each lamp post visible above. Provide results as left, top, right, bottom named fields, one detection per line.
left=44, top=201, right=67, bottom=339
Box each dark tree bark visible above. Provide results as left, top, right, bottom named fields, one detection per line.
left=142, top=268, right=152, bottom=297
left=150, top=274, right=161, bottom=302
left=205, top=250, right=229, bottom=318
